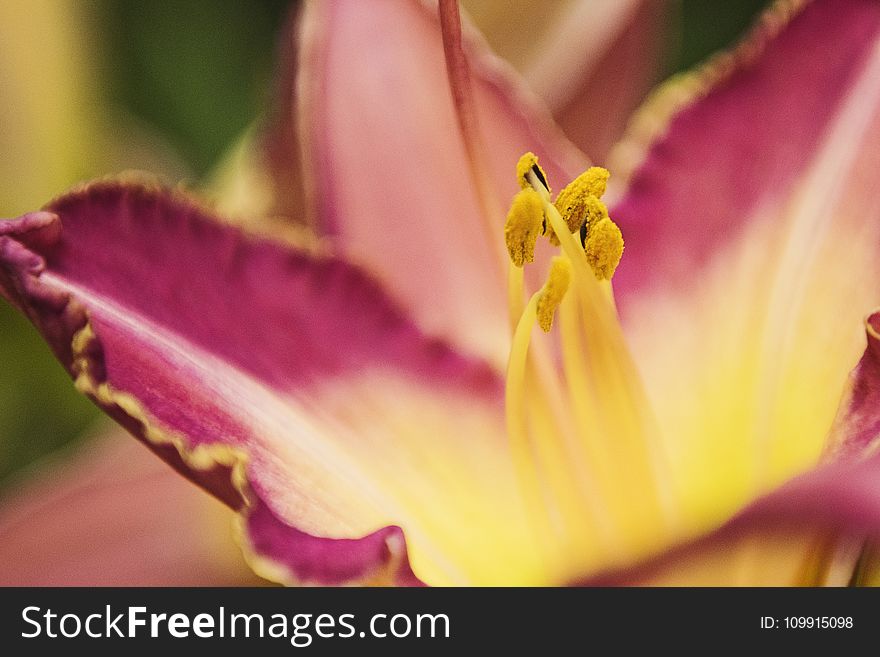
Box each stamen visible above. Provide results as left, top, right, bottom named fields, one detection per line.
left=526, top=161, right=675, bottom=516
left=584, top=218, right=624, bottom=281
left=523, top=165, right=623, bottom=283
left=504, top=188, right=545, bottom=267
left=502, top=153, right=676, bottom=576
left=581, top=196, right=609, bottom=241
left=536, top=256, right=571, bottom=332
left=516, top=152, right=550, bottom=193
left=553, top=166, right=610, bottom=233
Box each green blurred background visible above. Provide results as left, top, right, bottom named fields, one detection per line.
left=0, top=0, right=766, bottom=487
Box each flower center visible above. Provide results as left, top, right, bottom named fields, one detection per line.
left=503, top=153, right=676, bottom=579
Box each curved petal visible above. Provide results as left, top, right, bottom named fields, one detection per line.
left=0, top=181, right=550, bottom=586
left=298, top=0, right=587, bottom=364
left=258, top=0, right=664, bottom=227
left=612, top=0, right=880, bottom=295
left=461, top=0, right=640, bottom=80
left=825, top=311, right=880, bottom=461
left=472, top=0, right=671, bottom=163
left=580, top=454, right=880, bottom=586
left=234, top=3, right=314, bottom=230
left=0, top=426, right=261, bottom=586
left=607, top=0, right=880, bottom=528
left=584, top=311, right=880, bottom=585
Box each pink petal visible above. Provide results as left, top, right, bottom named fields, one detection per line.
left=523, top=0, right=672, bottom=162
left=825, top=311, right=880, bottom=461
left=262, top=0, right=663, bottom=224
left=0, top=427, right=262, bottom=586
left=258, top=4, right=307, bottom=225
left=461, top=0, right=642, bottom=79
left=0, top=181, right=541, bottom=586
left=298, top=0, right=587, bottom=363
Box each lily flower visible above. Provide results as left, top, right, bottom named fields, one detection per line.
left=3, top=0, right=880, bottom=586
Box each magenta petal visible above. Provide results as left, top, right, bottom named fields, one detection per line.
left=611, top=0, right=880, bottom=304
left=826, top=311, right=880, bottom=461
left=0, top=181, right=503, bottom=585
left=606, top=0, right=880, bottom=514
left=246, top=500, right=421, bottom=586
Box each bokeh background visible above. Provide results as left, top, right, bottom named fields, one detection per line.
left=0, top=0, right=767, bottom=578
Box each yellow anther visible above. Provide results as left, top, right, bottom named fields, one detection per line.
left=536, top=256, right=571, bottom=332
left=582, top=195, right=609, bottom=234
left=504, top=188, right=545, bottom=267
left=553, top=166, right=611, bottom=233
left=584, top=218, right=624, bottom=280
left=547, top=190, right=609, bottom=247
left=516, top=152, right=550, bottom=193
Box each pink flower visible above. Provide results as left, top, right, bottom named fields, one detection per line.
left=3, top=0, right=880, bottom=585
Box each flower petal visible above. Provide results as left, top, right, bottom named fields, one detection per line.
left=0, top=181, right=547, bottom=585
left=463, top=0, right=670, bottom=163
left=608, top=0, right=880, bottom=529
left=297, top=0, right=587, bottom=364
left=461, top=0, right=637, bottom=78
left=582, top=316, right=880, bottom=586
left=824, top=311, right=880, bottom=461
left=0, top=426, right=261, bottom=585
left=216, top=7, right=324, bottom=234
left=545, top=0, right=671, bottom=163
left=580, top=454, right=880, bottom=585
left=611, top=0, right=880, bottom=295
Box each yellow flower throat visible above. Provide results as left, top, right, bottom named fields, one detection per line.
left=502, top=153, right=674, bottom=581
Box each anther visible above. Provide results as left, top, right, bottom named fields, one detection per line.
left=516, top=152, right=550, bottom=193
left=553, top=166, right=610, bottom=233
left=584, top=218, right=624, bottom=281
left=536, top=256, right=572, bottom=332
left=505, top=188, right=545, bottom=267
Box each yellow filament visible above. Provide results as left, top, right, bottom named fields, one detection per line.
left=557, top=292, right=615, bottom=502
left=505, top=294, right=553, bottom=573
left=506, top=290, right=609, bottom=578
left=524, top=364, right=604, bottom=569
left=507, top=262, right=525, bottom=331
